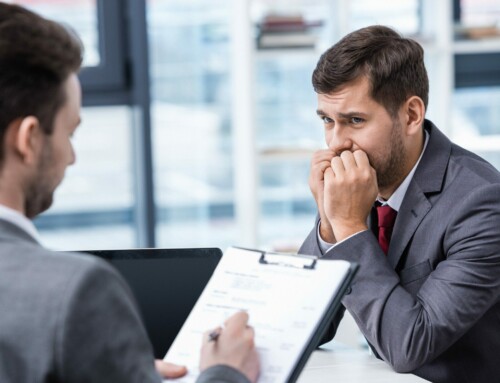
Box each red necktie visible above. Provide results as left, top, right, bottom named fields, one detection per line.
left=377, top=205, right=397, bottom=255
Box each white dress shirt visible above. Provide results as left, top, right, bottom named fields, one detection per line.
left=0, top=204, right=41, bottom=243
left=318, top=131, right=430, bottom=254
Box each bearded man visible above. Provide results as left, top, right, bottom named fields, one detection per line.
left=300, top=25, right=500, bottom=383
left=0, top=4, right=258, bottom=383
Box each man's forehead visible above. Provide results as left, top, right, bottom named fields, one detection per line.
left=316, top=79, right=375, bottom=111
left=320, top=77, right=371, bottom=98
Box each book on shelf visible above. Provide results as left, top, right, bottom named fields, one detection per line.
left=455, top=23, right=500, bottom=40
left=260, top=14, right=323, bottom=32
left=256, top=13, right=323, bottom=50
left=257, top=32, right=317, bottom=49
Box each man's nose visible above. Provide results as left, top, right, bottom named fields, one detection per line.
left=327, top=132, right=354, bottom=155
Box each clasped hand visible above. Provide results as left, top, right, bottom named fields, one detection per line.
left=309, top=149, right=378, bottom=243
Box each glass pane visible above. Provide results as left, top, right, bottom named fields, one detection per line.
left=36, top=106, right=135, bottom=250
left=460, top=0, right=500, bottom=26
left=350, top=0, right=420, bottom=36
left=256, top=55, right=323, bottom=149
left=452, top=87, right=500, bottom=171
left=255, top=54, right=321, bottom=249
left=453, top=87, right=500, bottom=136
left=147, top=0, right=237, bottom=249
left=259, top=158, right=316, bottom=251
left=9, top=0, right=100, bottom=67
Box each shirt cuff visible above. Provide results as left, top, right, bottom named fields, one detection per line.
left=317, top=222, right=335, bottom=255
left=316, top=220, right=368, bottom=255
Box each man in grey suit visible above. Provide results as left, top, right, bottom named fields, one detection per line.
left=300, top=25, right=500, bottom=382
left=0, top=4, right=258, bottom=383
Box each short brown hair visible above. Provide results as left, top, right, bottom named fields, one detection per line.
left=0, top=3, right=82, bottom=161
left=312, top=25, right=428, bottom=117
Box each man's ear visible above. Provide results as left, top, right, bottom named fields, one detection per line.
left=14, top=116, right=43, bottom=164
left=403, top=96, right=425, bottom=136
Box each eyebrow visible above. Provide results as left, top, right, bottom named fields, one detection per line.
left=316, top=110, right=368, bottom=119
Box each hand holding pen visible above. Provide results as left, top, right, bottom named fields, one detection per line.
left=199, top=311, right=260, bottom=383
left=208, top=326, right=223, bottom=342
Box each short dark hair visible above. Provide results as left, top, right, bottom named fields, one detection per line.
left=312, top=25, right=429, bottom=117
left=0, top=3, right=82, bottom=161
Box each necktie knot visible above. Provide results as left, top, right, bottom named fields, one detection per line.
left=377, top=205, right=397, bottom=228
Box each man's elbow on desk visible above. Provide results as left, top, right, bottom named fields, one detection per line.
left=377, top=337, right=436, bottom=374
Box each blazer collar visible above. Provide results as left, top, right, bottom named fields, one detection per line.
left=0, top=218, right=40, bottom=245
left=412, top=119, right=452, bottom=195
left=385, top=120, right=451, bottom=268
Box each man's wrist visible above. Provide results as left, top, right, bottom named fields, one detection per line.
left=319, top=220, right=336, bottom=243
left=331, top=221, right=368, bottom=243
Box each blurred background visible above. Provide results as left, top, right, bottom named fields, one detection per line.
left=6, top=0, right=500, bottom=349
left=5, top=0, right=499, bottom=252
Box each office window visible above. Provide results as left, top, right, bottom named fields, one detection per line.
left=9, top=0, right=99, bottom=67
left=459, top=0, right=500, bottom=26
left=452, top=0, right=500, bottom=171
left=147, top=0, right=238, bottom=249
left=37, top=106, right=136, bottom=250
left=9, top=1, right=137, bottom=250
left=350, top=0, right=420, bottom=35
left=452, top=87, right=500, bottom=169
left=256, top=55, right=322, bottom=249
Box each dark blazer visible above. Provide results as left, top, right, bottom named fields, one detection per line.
left=0, top=219, right=249, bottom=383
left=299, top=120, right=500, bottom=383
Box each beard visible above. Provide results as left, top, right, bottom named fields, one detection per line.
left=24, top=143, right=56, bottom=219
left=369, top=119, right=408, bottom=190
left=24, top=182, right=54, bottom=219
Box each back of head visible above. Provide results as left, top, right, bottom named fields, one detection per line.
left=0, top=3, right=83, bottom=164
left=312, top=25, right=429, bottom=118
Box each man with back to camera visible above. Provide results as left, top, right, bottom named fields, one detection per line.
left=299, top=25, right=500, bottom=382
left=0, top=3, right=259, bottom=383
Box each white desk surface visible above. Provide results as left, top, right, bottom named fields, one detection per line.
left=298, top=342, right=429, bottom=382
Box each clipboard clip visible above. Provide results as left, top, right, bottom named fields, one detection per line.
left=259, top=252, right=317, bottom=270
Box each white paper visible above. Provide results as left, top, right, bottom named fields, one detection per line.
left=164, top=247, right=351, bottom=383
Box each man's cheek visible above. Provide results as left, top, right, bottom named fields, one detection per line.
left=364, top=152, right=379, bottom=171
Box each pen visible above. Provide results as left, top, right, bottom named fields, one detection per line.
left=208, top=327, right=222, bottom=342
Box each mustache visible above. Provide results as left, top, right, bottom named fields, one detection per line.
left=335, top=149, right=377, bottom=169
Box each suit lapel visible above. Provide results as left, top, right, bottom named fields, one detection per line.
left=387, top=186, right=431, bottom=268
left=386, top=120, right=452, bottom=269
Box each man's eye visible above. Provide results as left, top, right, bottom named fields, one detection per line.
left=321, top=116, right=333, bottom=124
left=350, top=117, right=364, bottom=124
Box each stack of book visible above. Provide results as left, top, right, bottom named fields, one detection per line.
left=256, top=14, right=323, bottom=50
left=455, top=23, right=500, bottom=40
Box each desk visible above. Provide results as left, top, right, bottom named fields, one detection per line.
left=298, top=342, right=428, bottom=382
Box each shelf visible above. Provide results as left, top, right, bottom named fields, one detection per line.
left=255, top=46, right=321, bottom=60
left=453, top=38, right=500, bottom=54
left=259, top=146, right=321, bottom=161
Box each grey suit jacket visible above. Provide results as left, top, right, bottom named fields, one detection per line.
left=299, top=120, right=500, bottom=383
left=0, top=219, right=249, bottom=383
